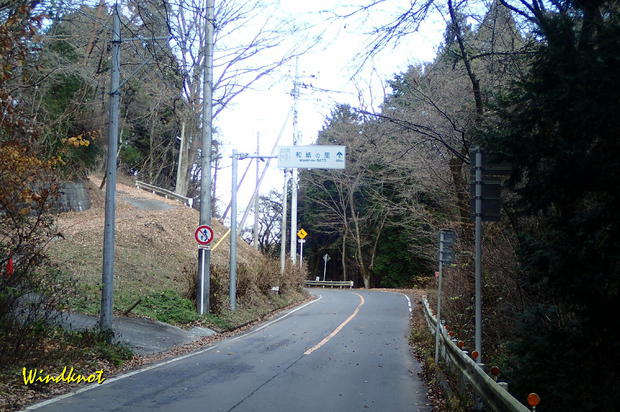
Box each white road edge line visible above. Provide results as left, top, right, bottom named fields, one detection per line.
left=389, top=292, right=412, bottom=317
left=22, top=295, right=322, bottom=411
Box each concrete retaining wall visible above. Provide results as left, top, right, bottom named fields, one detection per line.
left=56, top=182, right=91, bottom=212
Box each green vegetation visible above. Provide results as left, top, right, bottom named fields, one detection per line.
left=200, top=293, right=299, bottom=332
left=64, top=329, right=134, bottom=367
left=409, top=304, right=471, bottom=411
left=136, top=290, right=199, bottom=325
left=479, top=3, right=620, bottom=409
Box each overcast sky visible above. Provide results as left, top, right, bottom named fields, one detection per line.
left=212, top=0, right=445, bottom=223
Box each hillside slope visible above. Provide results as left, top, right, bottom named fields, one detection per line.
left=48, top=176, right=305, bottom=322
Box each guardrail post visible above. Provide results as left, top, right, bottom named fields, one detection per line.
left=421, top=296, right=533, bottom=412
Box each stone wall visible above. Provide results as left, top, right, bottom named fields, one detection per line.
left=56, top=182, right=91, bottom=212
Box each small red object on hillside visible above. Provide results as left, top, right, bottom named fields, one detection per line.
left=7, top=253, right=13, bottom=276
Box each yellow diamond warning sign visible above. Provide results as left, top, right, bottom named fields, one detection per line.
left=297, top=228, right=307, bottom=239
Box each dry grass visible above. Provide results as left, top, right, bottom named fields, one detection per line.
left=1, top=174, right=305, bottom=411
left=47, top=175, right=306, bottom=317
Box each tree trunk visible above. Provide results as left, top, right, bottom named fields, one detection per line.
left=449, top=157, right=472, bottom=236
left=348, top=182, right=371, bottom=288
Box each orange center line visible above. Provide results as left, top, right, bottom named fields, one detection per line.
left=304, top=292, right=365, bottom=355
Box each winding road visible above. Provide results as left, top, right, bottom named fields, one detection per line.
left=28, top=289, right=430, bottom=411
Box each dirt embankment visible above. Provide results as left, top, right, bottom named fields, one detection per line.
left=48, top=175, right=305, bottom=316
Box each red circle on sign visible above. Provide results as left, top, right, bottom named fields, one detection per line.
left=195, top=225, right=214, bottom=245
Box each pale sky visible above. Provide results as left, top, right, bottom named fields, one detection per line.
left=212, top=0, right=445, bottom=222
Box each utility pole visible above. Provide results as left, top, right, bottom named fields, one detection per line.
left=280, top=170, right=289, bottom=274
left=100, top=4, right=121, bottom=334
left=229, top=151, right=277, bottom=309
left=99, top=4, right=171, bottom=333
left=197, top=0, right=215, bottom=315
left=289, top=58, right=300, bottom=264
left=435, top=234, right=445, bottom=362
left=474, top=148, right=483, bottom=363
left=253, top=132, right=260, bottom=250
left=230, top=150, right=238, bottom=311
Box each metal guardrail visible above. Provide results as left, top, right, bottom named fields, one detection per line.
left=304, top=280, right=354, bottom=289
left=421, top=296, right=531, bottom=412
left=135, top=181, right=194, bottom=208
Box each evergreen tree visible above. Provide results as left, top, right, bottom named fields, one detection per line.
left=483, top=2, right=620, bottom=409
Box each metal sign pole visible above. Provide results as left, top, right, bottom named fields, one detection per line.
left=474, top=148, right=483, bottom=363
left=322, top=254, right=330, bottom=281
left=323, top=258, right=327, bottom=281
left=299, top=239, right=304, bottom=269
left=290, top=168, right=298, bottom=264
left=280, top=170, right=289, bottom=274
left=199, top=248, right=206, bottom=314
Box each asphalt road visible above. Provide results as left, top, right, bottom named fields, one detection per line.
left=29, top=289, right=430, bottom=412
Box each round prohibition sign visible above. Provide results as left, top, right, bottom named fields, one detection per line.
left=195, top=225, right=214, bottom=246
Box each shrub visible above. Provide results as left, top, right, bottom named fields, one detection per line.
left=0, top=144, right=74, bottom=366
left=137, top=290, right=199, bottom=324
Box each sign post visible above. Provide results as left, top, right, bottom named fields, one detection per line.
left=298, top=239, right=306, bottom=269
left=296, top=228, right=307, bottom=269
left=435, top=229, right=456, bottom=362
left=277, top=145, right=346, bottom=275
left=195, top=224, right=214, bottom=314
left=468, top=147, right=510, bottom=364
left=322, top=253, right=331, bottom=281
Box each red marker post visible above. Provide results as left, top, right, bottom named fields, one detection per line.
left=6, top=253, right=13, bottom=277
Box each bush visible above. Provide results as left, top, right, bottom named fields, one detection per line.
left=0, top=144, right=74, bottom=366
left=136, top=290, right=199, bottom=324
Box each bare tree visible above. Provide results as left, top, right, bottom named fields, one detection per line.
left=132, top=0, right=317, bottom=196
